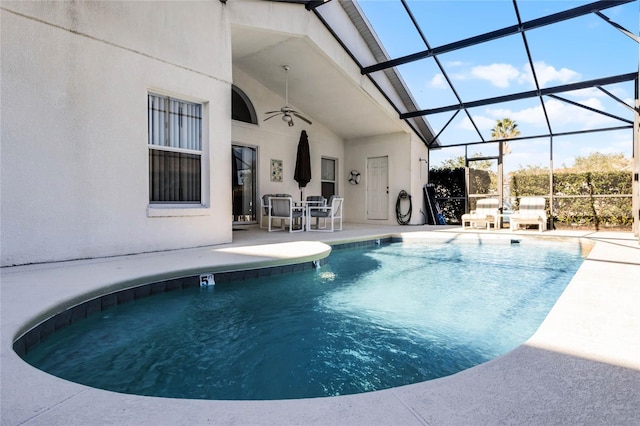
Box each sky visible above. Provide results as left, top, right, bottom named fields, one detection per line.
left=354, top=0, right=638, bottom=172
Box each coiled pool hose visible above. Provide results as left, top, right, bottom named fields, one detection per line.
left=396, top=190, right=412, bottom=225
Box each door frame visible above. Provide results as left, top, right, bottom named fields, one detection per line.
left=232, top=143, right=258, bottom=225
left=366, top=155, right=389, bottom=220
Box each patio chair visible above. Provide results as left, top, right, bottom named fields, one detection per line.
left=307, top=195, right=343, bottom=232
left=260, top=193, right=290, bottom=228
left=510, top=197, right=547, bottom=232
left=461, top=198, right=499, bottom=231
left=259, top=194, right=274, bottom=229
left=268, top=195, right=305, bottom=233
left=306, top=195, right=326, bottom=229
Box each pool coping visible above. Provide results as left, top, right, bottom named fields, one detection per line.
left=12, top=238, right=391, bottom=357
left=2, top=226, right=639, bottom=425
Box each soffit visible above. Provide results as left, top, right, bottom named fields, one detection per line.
left=231, top=25, right=409, bottom=140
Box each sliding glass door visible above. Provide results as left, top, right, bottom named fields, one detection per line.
left=232, top=145, right=257, bottom=224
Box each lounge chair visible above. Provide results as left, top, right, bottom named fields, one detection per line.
left=510, top=197, right=547, bottom=232
left=461, top=198, right=499, bottom=231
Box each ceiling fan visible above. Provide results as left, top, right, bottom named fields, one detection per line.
left=264, top=65, right=312, bottom=127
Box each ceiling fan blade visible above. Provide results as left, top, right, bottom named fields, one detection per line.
left=264, top=113, right=282, bottom=121
left=293, top=113, right=312, bottom=125
left=265, top=66, right=312, bottom=127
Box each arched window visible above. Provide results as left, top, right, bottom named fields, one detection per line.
left=231, top=85, right=257, bottom=124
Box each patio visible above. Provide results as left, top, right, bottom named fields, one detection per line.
left=2, top=224, right=639, bottom=425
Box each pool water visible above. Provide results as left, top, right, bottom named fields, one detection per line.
left=24, top=241, right=584, bottom=400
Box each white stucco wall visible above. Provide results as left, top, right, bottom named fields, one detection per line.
left=232, top=67, right=345, bottom=203
left=1, top=1, right=232, bottom=266
left=232, top=66, right=429, bottom=227
left=1, top=0, right=430, bottom=266
left=410, top=135, right=431, bottom=224
left=344, top=133, right=426, bottom=225
left=228, top=0, right=428, bottom=226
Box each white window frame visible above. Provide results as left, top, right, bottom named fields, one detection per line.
left=147, top=92, right=210, bottom=217
left=321, top=156, right=338, bottom=198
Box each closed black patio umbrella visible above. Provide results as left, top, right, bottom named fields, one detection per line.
left=294, top=130, right=311, bottom=200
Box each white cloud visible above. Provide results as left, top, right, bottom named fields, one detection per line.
left=470, top=63, right=519, bottom=88
left=485, top=105, right=546, bottom=127
left=608, top=132, right=633, bottom=154
left=576, top=145, right=620, bottom=157
left=430, top=59, right=630, bottom=148
left=478, top=97, right=616, bottom=132
left=518, top=61, right=580, bottom=87
left=429, top=73, right=448, bottom=89
left=453, top=96, right=620, bottom=148
left=504, top=139, right=550, bottom=172
left=445, top=60, right=466, bottom=68
left=543, top=98, right=614, bottom=129
left=449, top=72, right=468, bottom=81
left=551, top=131, right=633, bottom=169
left=459, top=115, right=495, bottom=131
left=445, top=60, right=581, bottom=89
left=569, top=87, right=603, bottom=98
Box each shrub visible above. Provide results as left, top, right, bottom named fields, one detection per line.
left=429, top=167, right=492, bottom=224
left=429, top=167, right=632, bottom=228
left=511, top=170, right=632, bottom=229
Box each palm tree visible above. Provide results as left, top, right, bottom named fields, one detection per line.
left=490, top=118, right=520, bottom=154
left=490, top=118, right=520, bottom=216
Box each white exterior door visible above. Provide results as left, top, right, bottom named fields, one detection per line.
left=366, top=156, right=389, bottom=220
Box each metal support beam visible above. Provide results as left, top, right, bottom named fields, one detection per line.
left=311, top=5, right=432, bottom=145
left=547, top=94, right=634, bottom=124
left=362, top=0, right=633, bottom=75
left=401, top=73, right=637, bottom=119
left=435, top=125, right=633, bottom=149
left=595, top=11, right=639, bottom=42
left=401, top=0, right=484, bottom=145
left=427, top=110, right=462, bottom=146
left=633, top=75, right=640, bottom=237
left=513, top=0, right=553, bottom=139
left=596, top=85, right=639, bottom=114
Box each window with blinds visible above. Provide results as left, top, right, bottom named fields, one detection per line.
left=148, top=94, right=202, bottom=203
left=321, top=157, right=337, bottom=200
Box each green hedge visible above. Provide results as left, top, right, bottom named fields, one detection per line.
left=510, top=172, right=549, bottom=197
left=511, top=170, right=632, bottom=228
left=553, top=197, right=632, bottom=227
left=430, top=168, right=632, bottom=228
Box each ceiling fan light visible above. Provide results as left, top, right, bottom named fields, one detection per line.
left=282, top=114, right=292, bottom=123
left=288, top=120, right=294, bottom=127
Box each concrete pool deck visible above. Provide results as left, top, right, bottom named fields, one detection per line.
left=1, top=224, right=639, bottom=425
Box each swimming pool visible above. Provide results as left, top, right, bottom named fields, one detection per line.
left=22, top=240, right=584, bottom=400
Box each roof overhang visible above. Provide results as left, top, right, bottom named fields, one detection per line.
left=230, top=1, right=431, bottom=142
